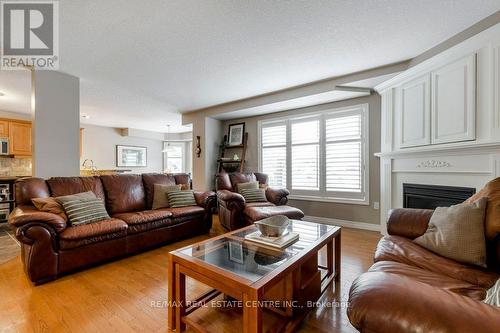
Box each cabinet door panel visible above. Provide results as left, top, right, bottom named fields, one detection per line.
left=399, top=75, right=431, bottom=148
left=9, top=121, right=32, bottom=156
left=0, top=120, right=9, bottom=138
left=431, top=54, right=476, bottom=144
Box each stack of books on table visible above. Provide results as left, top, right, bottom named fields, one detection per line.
left=244, top=231, right=299, bottom=249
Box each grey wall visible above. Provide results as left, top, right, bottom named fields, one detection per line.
left=33, top=71, right=80, bottom=178
left=204, top=117, right=223, bottom=190
left=222, top=94, right=381, bottom=225
left=81, top=124, right=164, bottom=173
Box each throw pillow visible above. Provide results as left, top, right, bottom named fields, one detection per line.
left=236, top=181, right=259, bottom=193
left=32, top=197, right=67, bottom=220
left=152, top=184, right=182, bottom=209
left=414, top=197, right=488, bottom=267
left=464, top=177, right=500, bottom=241
left=240, top=188, right=267, bottom=203
left=167, top=190, right=196, bottom=208
left=56, top=191, right=110, bottom=226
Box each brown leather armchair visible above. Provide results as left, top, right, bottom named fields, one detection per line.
left=347, top=207, right=500, bottom=332
left=215, top=172, right=304, bottom=230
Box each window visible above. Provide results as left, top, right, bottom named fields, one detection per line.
left=258, top=104, right=369, bottom=204
left=163, top=141, right=192, bottom=174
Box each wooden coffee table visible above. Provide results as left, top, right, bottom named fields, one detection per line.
left=167, top=220, right=341, bottom=333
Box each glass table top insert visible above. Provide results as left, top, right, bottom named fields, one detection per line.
left=178, top=220, right=337, bottom=282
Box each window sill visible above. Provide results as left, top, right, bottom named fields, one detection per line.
left=288, top=195, right=369, bottom=206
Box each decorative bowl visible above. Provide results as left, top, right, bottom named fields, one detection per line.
left=254, top=215, right=290, bottom=237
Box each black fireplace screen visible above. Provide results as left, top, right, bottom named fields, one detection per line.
left=403, top=183, right=476, bottom=210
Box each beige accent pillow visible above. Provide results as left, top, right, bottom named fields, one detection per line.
left=236, top=181, right=259, bottom=193
left=414, top=197, right=488, bottom=267
left=32, top=197, right=68, bottom=221
left=152, top=184, right=181, bottom=209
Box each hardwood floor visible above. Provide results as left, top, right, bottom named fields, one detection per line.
left=0, top=217, right=381, bottom=333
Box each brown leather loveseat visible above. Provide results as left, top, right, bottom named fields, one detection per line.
left=9, top=173, right=216, bottom=285
left=348, top=205, right=500, bottom=332
left=215, top=172, right=304, bottom=230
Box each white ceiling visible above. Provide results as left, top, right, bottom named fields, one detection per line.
left=1, top=1, right=499, bottom=132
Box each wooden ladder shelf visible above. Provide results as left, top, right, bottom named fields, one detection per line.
left=217, top=132, right=248, bottom=173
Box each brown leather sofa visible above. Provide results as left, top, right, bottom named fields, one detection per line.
left=9, top=173, right=216, bottom=285
left=215, top=172, right=304, bottom=230
left=347, top=208, right=500, bottom=333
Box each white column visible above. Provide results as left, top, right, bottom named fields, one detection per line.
left=32, top=70, right=80, bottom=177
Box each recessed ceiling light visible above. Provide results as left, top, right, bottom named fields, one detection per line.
left=81, top=113, right=90, bottom=119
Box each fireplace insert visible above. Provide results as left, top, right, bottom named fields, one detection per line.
left=403, top=183, right=476, bottom=210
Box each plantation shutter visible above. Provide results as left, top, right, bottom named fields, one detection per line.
left=261, top=123, right=287, bottom=187
left=291, top=118, right=320, bottom=190
left=325, top=112, right=363, bottom=192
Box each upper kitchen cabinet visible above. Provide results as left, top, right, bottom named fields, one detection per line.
left=0, top=120, right=9, bottom=138
left=9, top=120, right=32, bottom=156
left=399, top=74, right=431, bottom=148
left=431, top=54, right=476, bottom=144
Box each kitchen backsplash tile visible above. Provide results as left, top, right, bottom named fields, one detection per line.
left=0, top=158, right=32, bottom=176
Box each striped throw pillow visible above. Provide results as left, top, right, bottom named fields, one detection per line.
left=240, top=188, right=267, bottom=203
left=60, top=198, right=110, bottom=226
left=167, top=190, right=196, bottom=208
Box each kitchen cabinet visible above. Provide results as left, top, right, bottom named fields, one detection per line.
left=0, top=120, right=9, bottom=138
left=431, top=54, right=476, bottom=144
left=9, top=121, right=32, bottom=156
left=399, top=74, right=431, bottom=148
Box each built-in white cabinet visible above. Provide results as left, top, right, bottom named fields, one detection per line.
left=399, top=75, right=431, bottom=148
left=395, top=54, right=477, bottom=149
left=431, top=54, right=476, bottom=144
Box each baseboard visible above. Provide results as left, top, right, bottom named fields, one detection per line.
left=304, top=215, right=381, bottom=232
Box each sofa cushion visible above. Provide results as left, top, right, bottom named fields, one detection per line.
left=369, top=261, right=489, bottom=300
left=113, top=210, right=173, bottom=234
left=15, top=177, right=51, bottom=206
left=113, top=210, right=172, bottom=225
left=375, top=235, right=499, bottom=288
left=465, top=177, right=500, bottom=241
left=100, top=174, right=146, bottom=215
left=142, top=173, right=177, bottom=209
left=59, top=194, right=110, bottom=226
left=229, top=173, right=256, bottom=191
left=240, top=188, right=267, bottom=203
left=167, top=190, right=197, bottom=208
left=414, top=197, right=488, bottom=267
left=152, top=184, right=181, bottom=209
left=161, top=206, right=205, bottom=218
left=243, top=205, right=304, bottom=222
left=32, top=197, right=67, bottom=220
left=59, top=218, right=127, bottom=250
left=47, top=176, right=106, bottom=200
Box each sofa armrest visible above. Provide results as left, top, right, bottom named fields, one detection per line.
left=387, top=208, right=433, bottom=239
left=348, top=272, right=500, bottom=333
left=217, top=190, right=245, bottom=210
left=194, top=191, right=216, bottom=209
left=9, top=205, right=67, bottom=233
left=266, top=187, right=290, bottom=206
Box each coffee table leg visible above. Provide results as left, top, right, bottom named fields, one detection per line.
left=335, top=230, right=341, bottom=282
left=167, top=255, right=176, bottom=331
left=243, top=292, right=262, bottom=333
left=175, top=264, right=186, bottom=332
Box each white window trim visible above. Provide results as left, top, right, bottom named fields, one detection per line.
left=258, top=103, right=370, bottom=206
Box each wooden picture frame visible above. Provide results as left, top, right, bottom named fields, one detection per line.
left=116, top=145, right=147, bottom=167
left=227, top=122, right=245, bottom=146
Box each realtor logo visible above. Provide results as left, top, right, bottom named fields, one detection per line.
left=1, top=0, right=59, bottom=70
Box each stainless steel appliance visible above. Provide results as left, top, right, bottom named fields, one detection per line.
left=0, top=138, right=8, bottom=155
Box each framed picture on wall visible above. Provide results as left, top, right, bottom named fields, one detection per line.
left=228, top=122, right=245, bottom=146
left=116, top=145, right=147, bottom=167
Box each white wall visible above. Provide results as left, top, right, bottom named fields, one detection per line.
left=81, top=124, right=163, bottom=174
left=33, top=71, right=80, bottom=177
